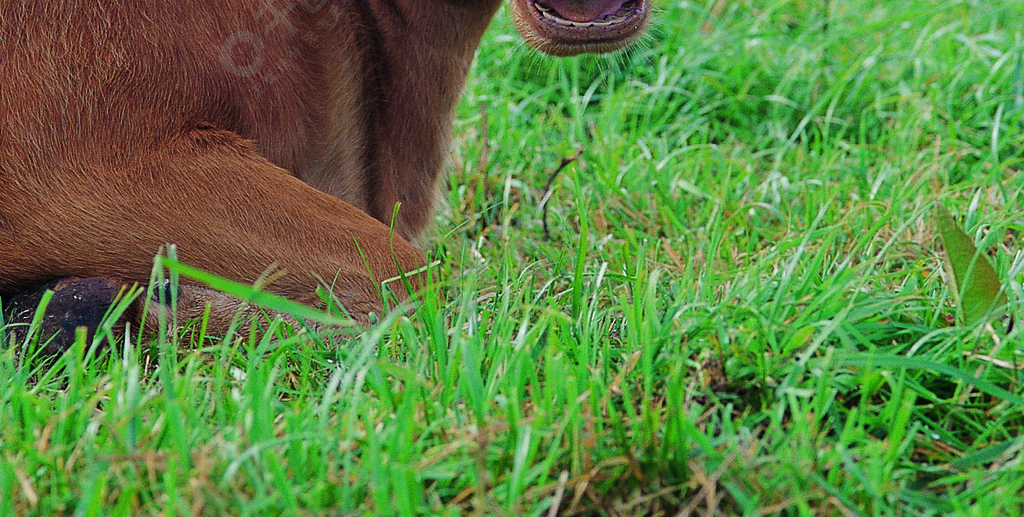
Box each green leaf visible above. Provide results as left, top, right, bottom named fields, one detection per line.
left=933, top=202, right=1008, bottom=326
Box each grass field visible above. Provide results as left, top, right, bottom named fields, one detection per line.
left=3, top=0, right=1024, bottom=514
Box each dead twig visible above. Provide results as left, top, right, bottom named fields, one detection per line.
left=540, top=147, right=584, bottom=239
left=474, top=102, right=495, bottom=235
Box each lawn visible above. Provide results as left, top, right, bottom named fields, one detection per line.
left=3, top=0, right=1024, bottom=514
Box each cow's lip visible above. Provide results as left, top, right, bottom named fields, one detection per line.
left=517, top=0, right=650, bottom=56
left=533, top=0, right=644, bottom=29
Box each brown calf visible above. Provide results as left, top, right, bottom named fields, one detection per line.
left=0, top=0, right=649, bottom=345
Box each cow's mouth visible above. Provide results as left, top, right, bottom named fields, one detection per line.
left=512, top=0, right=650, bottom=56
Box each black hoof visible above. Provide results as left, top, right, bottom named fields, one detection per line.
left=2, top=277, right=128, bottom=356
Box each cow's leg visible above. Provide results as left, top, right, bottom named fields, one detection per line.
left=2, top=277, right=129, bottom=355
left=1, top=277, right=290, bottom=353
left=0, top=129, right=424, bottom=352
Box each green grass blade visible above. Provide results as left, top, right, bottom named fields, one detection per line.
left=836, top=353, right=1024, bottom=408
left=156, top=257, right=354, bottom=327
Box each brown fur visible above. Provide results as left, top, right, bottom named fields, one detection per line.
left=0, top=0, right=648, bottom=331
